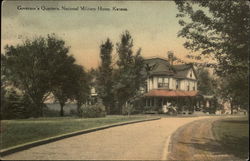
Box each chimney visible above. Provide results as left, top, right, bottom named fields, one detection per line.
left=167, top=51, right=174, bottom=66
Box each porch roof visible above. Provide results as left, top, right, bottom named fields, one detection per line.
left=144, top=89, right=199, bottom=97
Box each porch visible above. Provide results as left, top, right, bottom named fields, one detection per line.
left=142, top=90, right=217, bottom=114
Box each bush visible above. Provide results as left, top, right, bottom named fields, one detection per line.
left=80, top=103, right=106, bottom=118
left=1, top=89, right=30, bottom=120
left=122, top=104, right=136, bottom=115
left=44, top=108, right=60, bottom=117
left=69, top=109, right=78, bottom=116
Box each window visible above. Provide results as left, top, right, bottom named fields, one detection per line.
left=193, top=86, right=195, bottom=91
left=158, top=77, right=169, bottom=89
left=176, top=80, right=180, bottom=89
left=190, top=72, right=192, bottom=78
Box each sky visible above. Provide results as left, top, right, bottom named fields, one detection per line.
left=2, top=1, right=201, bottom=69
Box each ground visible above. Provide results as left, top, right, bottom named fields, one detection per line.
left=1, top=115, right=150, bottom=149
left=167, top=117, right=247, bottom=161
left=2, top=116, right=248, bottom=160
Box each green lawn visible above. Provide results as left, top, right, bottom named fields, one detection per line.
left=212, top=116, right=249, bottom=159
left=0, top=115, right=152, bottom=149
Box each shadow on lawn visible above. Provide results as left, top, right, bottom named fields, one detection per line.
left=178, top=119, right=249, bottom=159
left=221, top=119, right=248, bottom=124
left=179, top=137, right=229, bottom=156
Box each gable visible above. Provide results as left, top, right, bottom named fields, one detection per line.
left=173, top=64, right=197, bottom=80
left=186, top=68, right=197, bottom=80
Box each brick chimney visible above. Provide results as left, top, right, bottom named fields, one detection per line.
left=167, top=51, right=174, bottom=66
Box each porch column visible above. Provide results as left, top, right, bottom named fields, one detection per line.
left=154, top=97, right=157, bottom=108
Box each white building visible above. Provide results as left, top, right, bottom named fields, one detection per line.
left=139, top=57, right=214, bottom=113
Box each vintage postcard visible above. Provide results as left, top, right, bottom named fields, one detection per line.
left=1, top=0, right=249, bottom=160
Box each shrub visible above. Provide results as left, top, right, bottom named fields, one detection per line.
left=1, top=89, right=29, bottom=119
left=122, top=104, right=135, bottom=115
left=44, top=108, right=60, bottom=117
left=80, top=103, right=106, bottom=118
left=69, top=109, right=78, bottom=116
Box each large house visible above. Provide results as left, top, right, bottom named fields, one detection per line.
left=138, top=56, right=214, bottom=114
left=90, top=54, right=217, bottom=114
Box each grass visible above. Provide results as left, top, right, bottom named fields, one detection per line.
left=0, top=115, right=153, bottom=149
left=212, top=116, right=249, bottom=159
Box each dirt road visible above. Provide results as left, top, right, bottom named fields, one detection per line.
left=3, top=116, right=217, bottom=160
left=167, top=117, right=243, bottom=161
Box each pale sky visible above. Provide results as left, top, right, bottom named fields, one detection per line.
left=2, top=1, right=202, bottom=69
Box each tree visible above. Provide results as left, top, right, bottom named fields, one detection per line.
left=175, top=1, right=250, bottom=110
left=196, top=67, right=217, bottom=95
left=71, top=64, right=91, bottom=115
left=52, top=55, right=76, bottom=116
left=96, top=39, right=115, bottom=114
left=113, top=31, right=145, bottom=114
left=2, top=34, right=72, bottom=117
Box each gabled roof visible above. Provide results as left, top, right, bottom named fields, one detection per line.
left=143, top=58, right=174, bottom=76
left=143, top=57, right=196, bottom=79
left=173, top=64, right=193, bottom=79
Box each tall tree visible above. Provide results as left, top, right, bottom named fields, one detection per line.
left=175, top=1, right=250, bottom=110
left=2, top=34, right=72, bottom=117
left=71, top=64, right=91, bottom=115
left=96, top=39, right=115, bottom=114
left=52, top=55, right=76, bottom=116
left=113, top=31, right=145, bottom=114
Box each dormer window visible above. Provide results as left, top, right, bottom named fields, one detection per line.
left=190, top=72, right=192, bottom=78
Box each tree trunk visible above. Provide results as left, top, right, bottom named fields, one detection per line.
left=77, top=102, right=82, bottom=117
left=60, top=102, right=65, bottom=117
left=231, top=101, right=234, bottom=115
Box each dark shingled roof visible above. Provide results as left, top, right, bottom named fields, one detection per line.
left=143, top=58, right=174, bottom=76
left=143, top=57, right=196, bottom=79
left=173, top=64, right=194, bottom=79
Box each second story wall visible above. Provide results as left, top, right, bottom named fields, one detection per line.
left=146, top=76, right=197, bottom=92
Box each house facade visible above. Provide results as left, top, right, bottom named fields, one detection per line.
left=139, top=57, right=203, bottom=113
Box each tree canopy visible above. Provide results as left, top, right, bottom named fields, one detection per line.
left=175, top=0, right=250, bottom=110
left=2, top=34, right=90, bottom=117
left=113, top=31, right=145, bottom=114
left=96, top=39, right=115, bottom=114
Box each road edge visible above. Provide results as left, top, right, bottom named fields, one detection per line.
left=1, top=117, right=160, bottom=157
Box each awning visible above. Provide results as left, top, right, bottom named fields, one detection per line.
left=144, top=89, right=199, bottom=97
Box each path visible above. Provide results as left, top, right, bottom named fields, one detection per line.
left=167, top=117, right=243, bottom=161
left=3, top=116, right=214, bottom=160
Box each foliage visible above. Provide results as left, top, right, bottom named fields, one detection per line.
left=175, top=1, right=250, bottom=110
left=196, top=67, right=217, bottom=95
left=96, top=39, right=115, bottom=114
left=79, top=103, right=106, bottom=118
left=113, top=31, right=146, bottom=114
left=2, top=35, right=74, bottom=117
left=52, top=55, right=78, bottom=117
left=1, top=88, right=29, bottom=119
left=122, top=103, right=135, bottom=115
left=71, top=64, right=91, bottom=115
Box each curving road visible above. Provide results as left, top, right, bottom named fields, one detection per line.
left=167, top=117, right=243, bottom=161
left=3, top=116, right=218, bottom=160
